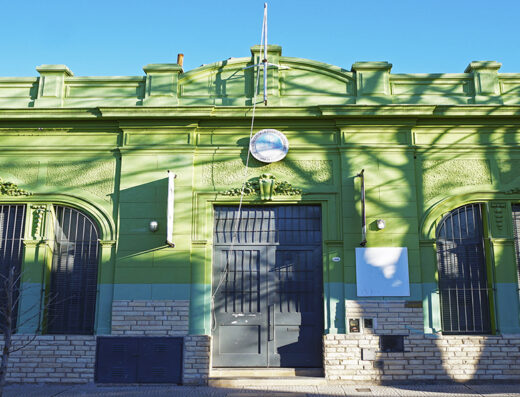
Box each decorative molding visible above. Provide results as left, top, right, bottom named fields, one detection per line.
left=203, top=159, right=332, bottom=187
left=503, top=187, right=520, bottom=194
left=220, top=173, right=302, bottom=200
left=31, top=205, right=47, bottom=239
left=0, top=178, right=32, bottom=196
left=422, top=159, right=491, bottom=201
left=23, top=239, right=47, bottom=247
left=98, top=240, right=117, bottom=247
left=46, top=160, right=115, bottom=201
left=490, top=202, right=506, bottom=231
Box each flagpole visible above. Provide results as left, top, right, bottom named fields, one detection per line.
left=263, top=3, right=268, bottom=105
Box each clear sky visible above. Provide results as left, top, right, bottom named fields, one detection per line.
left=1, top=0, right=519, bottom=77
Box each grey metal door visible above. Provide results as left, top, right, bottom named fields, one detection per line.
left=212, top=206, right=323, bottom=368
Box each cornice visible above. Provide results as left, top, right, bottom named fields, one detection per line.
left=0, top=104, right=520, bottom=120
left=0, top=108, right=101, bottom=119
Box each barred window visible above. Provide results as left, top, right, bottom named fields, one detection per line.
left=512, top=205, right=520, bottom=290
left=0, top=205, right=26, bottom=331
left=46, top=206, right=99, bottom=334
left=436, top=203, right=491, bottom=334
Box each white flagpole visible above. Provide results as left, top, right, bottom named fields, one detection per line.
left=243, top=3, right=288, bottom=106
left=263, top=3, right=268, bottom=105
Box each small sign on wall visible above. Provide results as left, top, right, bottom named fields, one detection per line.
left=355, top=247, right=410, bottom=297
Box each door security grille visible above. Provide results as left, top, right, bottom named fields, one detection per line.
left=512, top=205, right=520, bottom=289
left=47, top=206, right=99, bottom=334
left=436, top=204, right=491, bottom=334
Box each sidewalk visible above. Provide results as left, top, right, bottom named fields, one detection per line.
left=3, top=383, right=520, bottom=397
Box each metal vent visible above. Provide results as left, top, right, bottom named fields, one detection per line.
left=436, top=204, right=491, bottom=334
left=151, top=367, right=166, bottom=378
left=111, top=344, right=127, bottom=353
left=111, top=368, right=126, bottom=378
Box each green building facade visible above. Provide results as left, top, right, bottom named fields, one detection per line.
left=1, top=46, right=520, bottom=383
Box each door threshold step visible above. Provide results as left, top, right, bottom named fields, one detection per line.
left=208, top=376, right=327, bottom=387
left=211, top=368, right=323, bottom=378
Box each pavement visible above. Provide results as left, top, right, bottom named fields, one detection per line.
left=2, top=383, right=520, bottom=397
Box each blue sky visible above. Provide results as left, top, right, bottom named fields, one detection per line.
left=1, top=0, right=519, bottom=77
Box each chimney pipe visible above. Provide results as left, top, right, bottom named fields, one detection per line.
left=177, top=53, right=184, bottom=68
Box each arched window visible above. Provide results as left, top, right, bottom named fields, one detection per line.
left=436, top=203, right=491, bottom=334
left=0, top=205, right=26, bottom=331
left=47, top=206, right=99, bottom=334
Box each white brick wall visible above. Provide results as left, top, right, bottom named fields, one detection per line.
left=323, top=300, right=520, bottom=382
left=0, top=335, right=96, bottom=383
left=111, top=300, right=189, bottom=336
left=183, top=335, right=211, bottom=385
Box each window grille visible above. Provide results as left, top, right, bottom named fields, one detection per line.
left=0, top=205, right=26, bottom=331
left=436, top=203, right=492, bottom=334
left=512, top=205, right=520, bottom=289
left=47, top=206, right=99, bottom=334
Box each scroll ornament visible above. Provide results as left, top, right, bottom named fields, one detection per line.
left=0, top=178, right=32, bottom=196
left=221, top=174, right=301, bottom=200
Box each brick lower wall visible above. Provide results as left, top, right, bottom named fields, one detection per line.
left=0, top=335, right=96, bottom=383
left=111, top=300, right=189, bottom=336
left=183, top=335, right=211, bottom=385
left=324, top=300, right=520, bottom=382
left=110, top=299, right=210, bottom=385
left=0, top=300, right=210, bottom=385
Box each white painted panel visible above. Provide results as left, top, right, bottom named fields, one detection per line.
left=356, top=247, right=410, bottom=297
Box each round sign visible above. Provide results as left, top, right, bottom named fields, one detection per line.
left=250, top=129, right=289, bottom=163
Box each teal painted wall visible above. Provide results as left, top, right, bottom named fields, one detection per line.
left=1, top=46, right=520, bottom=336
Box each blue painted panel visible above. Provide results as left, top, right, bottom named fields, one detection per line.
left=495, top=283, right=520, bottom=334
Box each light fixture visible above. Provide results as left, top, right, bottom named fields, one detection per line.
left=149, top=220, right=158, bottom=232
left=376, top=219, right=386, bottom=230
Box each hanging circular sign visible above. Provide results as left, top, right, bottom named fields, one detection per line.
left=250, top=129, right=289, bottom=163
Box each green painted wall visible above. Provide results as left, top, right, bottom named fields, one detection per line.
left=1, top=45, right=520, bottom=336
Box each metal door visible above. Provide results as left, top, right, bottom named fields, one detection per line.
left=212, top=206, right=323, bottom=367
left=95, top=337, right=183, bottom=383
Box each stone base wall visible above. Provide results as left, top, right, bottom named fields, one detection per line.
left=0, top=335, right=96, bottom=383
left=324, top=300, right=520, bottom=382
left=111, top=300, right=189, bottom=336
left=110, top=299, right=210, bottom=385
left=183, top=335, right=211, bottom=385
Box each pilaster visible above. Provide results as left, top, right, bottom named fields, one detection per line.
left=34, top=64, right=73, bottom=107
left=351, top=61, right=392, bottom=104
left=142, top=64, right=182, bottom=106
left=250, top=45, right=282, bottom=105
left=465, top=61, right=502, bottom=104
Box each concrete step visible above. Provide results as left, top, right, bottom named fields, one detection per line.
left=209, top=368, right=326, bottom=387
left=208, top=376, right=327, bottom=387
left=210, top=367, right=323, bottom=378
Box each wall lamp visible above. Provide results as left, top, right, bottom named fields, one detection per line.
left=376, top=219, right=386, bottom=230
left=149, top=220, right=159, bottom=232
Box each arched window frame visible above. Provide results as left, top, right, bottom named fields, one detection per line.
left=435, top=203, right=493, bottom=334
left=45, top=205, right=100, bottom=335
left=0, top=197, right=116, bottom=336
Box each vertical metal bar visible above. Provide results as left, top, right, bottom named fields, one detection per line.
left=357, top=170, right=366, bottom=247
left=263, top=3, right=268, bottom=105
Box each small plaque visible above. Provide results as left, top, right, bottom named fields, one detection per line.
left=250, top=129, right=289, bottom=163
left=349, top=318, right=360, bottom=333
left=332, top=257, right=341, bottom=262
